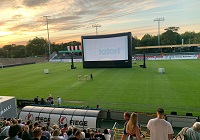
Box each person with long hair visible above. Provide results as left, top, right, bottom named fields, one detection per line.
left=126, top=112, right=144, bottom=140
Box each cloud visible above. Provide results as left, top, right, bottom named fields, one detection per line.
left=0, top=0, right=13, bottom=6
left=8, top=21, right=44, bottom=33
left=22, top=0, right=51, bottom=7
left=1, top=0, right=199, bottom=47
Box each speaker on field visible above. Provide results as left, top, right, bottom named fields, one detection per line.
left=170, top=111, right=177, bottom=115
left=140, top=51, right=146, bottom=68
left=186, top=113, right=193, bottom=116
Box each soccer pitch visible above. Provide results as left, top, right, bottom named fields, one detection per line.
left=1, top=59, right=200, bottom=116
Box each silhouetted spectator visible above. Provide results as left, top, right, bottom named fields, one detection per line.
left=50, top=97, right=54, bottom=106
left=89, top=132, right=96, bottom=140
left=68, top=130, right=82, bottom=140
left=21, top=125, right=32, bottom=140
left=50, top=129, right=65, bottom=140
left=61, top=124, right=68, bottom=135
left=32, top=127, right=42, bottom=140
left=67, top=129, right=73, bottom=139
left=85, top=128, right=91, bottom=139
left=40, top=98, right=46, bottom=105
left=34, top=96, right=39, bottom=104
left=4, top=124, right=22, bottom=140
left=33, top=122, right=39, bottom=130
left=94, top=129, right=105, bottom=140
left=90, top=74, right=93, bottom=80
left=42, top=126, right=50, bottom=140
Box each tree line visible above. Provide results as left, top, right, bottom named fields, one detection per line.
left=0, top=27, right=200, bottom=58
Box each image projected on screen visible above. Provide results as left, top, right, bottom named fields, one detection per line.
left=83, top=36, right=128, bottom=61
left=81, top=32, right=132, bottom=68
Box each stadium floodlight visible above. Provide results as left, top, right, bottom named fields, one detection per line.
left=92, top=24, right=101, bottom=35
left=43, top=16, right=51, bottom=59
left=154, top=17, right=164, bottom=46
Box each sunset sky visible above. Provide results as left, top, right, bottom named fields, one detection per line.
left=0, top=0, right=200, bottom=47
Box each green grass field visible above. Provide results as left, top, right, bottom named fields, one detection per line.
left=1, top=60, right=200, bottom=116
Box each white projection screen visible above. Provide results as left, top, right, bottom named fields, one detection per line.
left=82, top=32, right=132, bottom=68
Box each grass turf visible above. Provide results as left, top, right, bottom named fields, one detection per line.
left=0, top=59, right=200, bottom=116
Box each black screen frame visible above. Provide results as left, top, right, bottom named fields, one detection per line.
left=81, top=32, right=132, bottom=68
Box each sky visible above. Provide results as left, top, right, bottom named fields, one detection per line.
left=0, top=0, right=200, bottom=47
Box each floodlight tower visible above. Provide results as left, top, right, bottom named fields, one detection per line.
left=43, top=16, right=51, bottom=58
left=92, top=24, right=101, bottom=35
left=154, top=17, right=164, bottom=46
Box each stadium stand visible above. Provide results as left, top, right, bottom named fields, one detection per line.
left=0, top=118, right=114, bottom=140
left=0, top=58, right=47, bottom=68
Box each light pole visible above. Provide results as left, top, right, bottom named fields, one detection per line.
left=43, top=16, right=51, bottom=58
left=154, top=17, right=164, bottom=46
left=92, top=24, right=101, bottom=35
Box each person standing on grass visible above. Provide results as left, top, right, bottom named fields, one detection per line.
left=90, top=73, right=93, bottom=80
left=146, top=108, right=174, bottom=140
left=50, top=97, right=54, bottom=106
left=57, top=96, right=61, bottom=107
left=34, top=96, right=39, bottom=104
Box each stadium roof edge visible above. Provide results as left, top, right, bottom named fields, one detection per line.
left=135, top=44, right=200, bottom=50
left=58, top=50, right=82, bottom=53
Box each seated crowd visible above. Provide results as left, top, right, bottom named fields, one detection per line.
left=1, top=108, right=200, bottom=140
left=0, top=118, right=111, bottom=140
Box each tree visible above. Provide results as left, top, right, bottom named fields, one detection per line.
left=51, top=42, right=62, bottom=52
left=12, top=45, right=26, bottom=58
left=26, top=37, right=47, bottom=57
left=132, top=36, right=140, bottom=47
left=194, top=32, right=200, bottom=44
left=164, top=27, right=180, bottom=32
left=140, top=34, right=157, bottom=46
left=132, top=36, right=141, bottom=54
left=180, top=31, right=195, bottom=44
left=161, top=30, right=181, bottom=45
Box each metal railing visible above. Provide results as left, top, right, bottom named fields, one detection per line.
left=112, top=122, right=150, bottom=140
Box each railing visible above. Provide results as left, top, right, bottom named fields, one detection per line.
left=112, top=122, right=150, bottom=140
left=49, top=51, right=57, bottom=60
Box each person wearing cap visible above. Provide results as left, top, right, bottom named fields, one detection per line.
left=146, top=108, right=174, bottom=140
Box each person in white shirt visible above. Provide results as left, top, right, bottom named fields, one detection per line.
left=57, top=96, right=61, bottom=107
left=147, top=108, right=174, bottom=140
left=103, top=129, right=111, bottom=140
